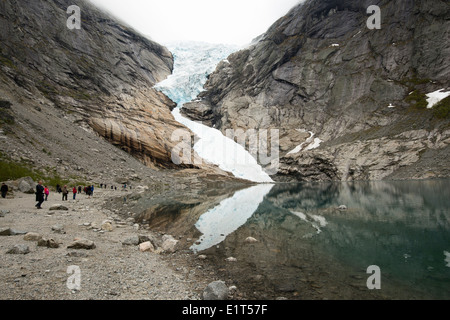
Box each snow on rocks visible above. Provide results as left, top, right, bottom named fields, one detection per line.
left=426, top=89, right=450, bottom=109
left=288, top=130, right=323, bottom=155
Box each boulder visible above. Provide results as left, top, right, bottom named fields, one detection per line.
left=7, top=244, right=30, bottom=254
left=0, top=228, right=27, bottom=236
left=23, top=232, right=43, bottom=241
left=37, top=238, right=59, bottom=248
left=203, top=281, right=229, bottom=300
left=0, top=228, right=12, bottom=236
left=161, top=235, right=179, bottom=253
left=139, top=241, right=155, bottom=252
left=122, top=235, right=140, bottom=246
left=18, top=177, right=35, bottom=194
left=49, top=204, right=69, bottom=211
left=67, top=239, right=96, bottom=250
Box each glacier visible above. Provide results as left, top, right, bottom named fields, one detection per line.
left=155, top=41, right=274, bottom=183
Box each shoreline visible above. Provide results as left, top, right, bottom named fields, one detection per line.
left=0, top=188, right=219, bottom=300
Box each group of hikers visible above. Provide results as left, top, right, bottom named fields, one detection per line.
left=34, top=181, right=96, bottom=209
left=0, top=181, right=130, bottom=210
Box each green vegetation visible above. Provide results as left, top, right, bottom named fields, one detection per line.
left=433, top=96, right=450, bottom=119
left=0, top=101, right=15, bottom=126
left=0, top=55, right=16, bottom=69
left=0, top=157, right=39, bottom=182
left=0, top=152, right=90, bottom=189
left=405, top=90, right=428, bottom=109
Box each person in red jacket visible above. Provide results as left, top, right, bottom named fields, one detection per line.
left=72, top=186, right=77, bottom=200
left=44, top=186, right=50, bottom=201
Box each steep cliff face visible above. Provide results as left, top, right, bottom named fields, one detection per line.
left=185, top=0, right=450, bottom=181
left=0, top=0, right=190, bottom=169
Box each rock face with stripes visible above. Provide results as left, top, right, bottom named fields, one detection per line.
left=0, top=0, right=191, bottom=169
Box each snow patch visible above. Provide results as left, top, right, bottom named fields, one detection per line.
left=426, top=89, right=450, bottom=109
left=288, top=131, right=322, bottom=154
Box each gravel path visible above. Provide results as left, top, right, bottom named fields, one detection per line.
left=0, top=189, right=212, bottom=300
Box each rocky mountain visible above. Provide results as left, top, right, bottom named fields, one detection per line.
left=0, top=0, right=186, bottom=168
left=0, top=0, right=235, bottom=186
left=184, top=0, right=450, bottom=181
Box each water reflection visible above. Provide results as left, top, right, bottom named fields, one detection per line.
left=191, top=184, right=274, bottom=252
left=143, top=179, right=450, bottom=299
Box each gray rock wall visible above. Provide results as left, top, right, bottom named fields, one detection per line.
left=185, top=0, right=450, bottom=181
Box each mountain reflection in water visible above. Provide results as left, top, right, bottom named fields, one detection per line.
left=141, top=179, right=450, bottom=299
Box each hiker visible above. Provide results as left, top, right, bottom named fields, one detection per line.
left=78, top=185, right=82, bottom=194
left=56, top=184, right=61, bottom=194
left=86, top=185, right=91, bottom=198
left=35, top=181, right=45, bottom=209
left=44, top=186, right=50, bottom=201
left=1, top=183, right=8, bottom=199
left=72, top=186, right=77, bottom=200
left=62, top=185, right=68, bottom=201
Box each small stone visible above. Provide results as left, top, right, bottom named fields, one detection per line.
left=101, top=221, right=114, bottom=232
left=51, top=225, right=66, bottom=234
left=198, top=255, right=207, bottom=260
left=245, top=237, right=258, bottom=243
left=225, top=257, right=237, bottom=262
left=338, top=205, right=347, bottom=211
left=139, top=241, right=155, bottom=252
left=229, top=285, right=238, bottom=294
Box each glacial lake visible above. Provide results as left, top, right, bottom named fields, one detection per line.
left=136, top=179, right=450, bottom=300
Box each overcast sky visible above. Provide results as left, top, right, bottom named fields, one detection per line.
left=87, top=0, right=301, bottom=45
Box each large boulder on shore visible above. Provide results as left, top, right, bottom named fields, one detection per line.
left=203, top=281, right=229, bottom=300
left=18, top=177, right=35, bottom=194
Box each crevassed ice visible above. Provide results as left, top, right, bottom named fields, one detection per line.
left=155, top=41, right=273, bottom=183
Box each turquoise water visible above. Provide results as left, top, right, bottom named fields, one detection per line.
left=237, top=179, right=450, bottom=299
left=143, top=179, right=450, bottom=299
